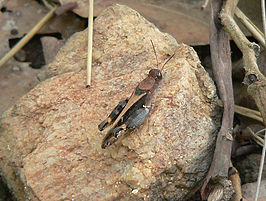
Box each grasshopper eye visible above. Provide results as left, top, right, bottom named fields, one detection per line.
left=149, top=69, right=162, bottom=80
left=156, top=71, right=162, bottom=80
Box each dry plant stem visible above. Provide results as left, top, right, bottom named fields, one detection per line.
left=235, top=7, right=265, bottom=48
left=201, top=0, right=209, bottom=10
left=0, top=7, right=57, bottom=68
left=255, top=2, right=266, bottom=197
left=42, top=0, right=56, bottom=9
left=229, top=162, right=242, bottom=201
left=221, top=3, right=266, bottom=197
left=262, top=0, right=266, bottom=40
left=254, top=139, right=264, bottom=147
left=217, top=99, right=263, bottom=122
left=252, top=137, right=264, bottom=147
left=248, top=127, right=264, bottom=147
left=220, top=0, right=266, bottom=126
left=201, top=0, right=234, bottom=199
left=256, top=129, right=266, bottom=200
left=87, top=0, right=94, bottom=87
left=220, top=8, right=266, bottom=200
left=234, top=105, right=263, bottom=122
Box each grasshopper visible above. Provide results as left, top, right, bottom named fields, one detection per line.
left=98, top=41, right=175, bottom=149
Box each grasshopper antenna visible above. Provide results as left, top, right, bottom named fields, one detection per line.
left=150, top=40, right=159, bottom=69
left=160, top=53, right=175, bottom=71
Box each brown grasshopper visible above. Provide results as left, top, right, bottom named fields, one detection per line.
left=98, top=41, right=175, bottom=149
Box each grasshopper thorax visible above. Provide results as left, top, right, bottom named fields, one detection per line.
left=148, top=69, right=162, bottom=81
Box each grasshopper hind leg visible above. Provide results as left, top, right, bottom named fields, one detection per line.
left=112, top=107, right=149, bottom=137
left=102, top=107, right=149, bottom=149
left=102, top=124, right=128, bottom=149
left=98, top=98, right=129, bottom=131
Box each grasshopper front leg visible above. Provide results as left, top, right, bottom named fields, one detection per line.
left=98, top=98, right=129, bottom=131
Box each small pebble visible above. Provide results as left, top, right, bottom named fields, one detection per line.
left=12, top=66, right=21, bottom=72
left=10, top=28, right=18, bottom=35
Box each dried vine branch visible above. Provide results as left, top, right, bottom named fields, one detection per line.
left=220, top=0, right=266, bottom=126
left=201, top=0, right=234, bottom=199
left=202, top=0, right=266, bottom=199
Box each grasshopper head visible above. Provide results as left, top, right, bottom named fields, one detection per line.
left=148, top=69, right=162, bottom=81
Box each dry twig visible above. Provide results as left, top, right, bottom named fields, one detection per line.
left=0, top=3, right=80, bottom=68
left=235, top=7, right=265, bottom=48
left=219, top=1, right=266, bottom=200
left=87, top=0, right=94, bottom=87
left=201, top=0, right=234, bottom=199
left=0, top=7, right=57, bottom=68
left=248, top=127, right=265, bottom=147
left=234, top=104, right=263, bottom=123
left=220, top=0, right=266, bottom=126
left=217, top=99, right=263, bottom=123
left=201, top=0, right=210, bottom=10
left=255, top=129, right=266, bottom=201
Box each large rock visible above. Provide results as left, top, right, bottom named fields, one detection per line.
left=242, top=180, right=266, bottom=201
left=0, top=4, right=219, bottom=201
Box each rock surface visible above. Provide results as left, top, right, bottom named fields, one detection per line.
left=242, top=180, right=266, bottom=201
left=0, top=4, right=219, bottom=201
left=234, top=154, right=266, bottom=184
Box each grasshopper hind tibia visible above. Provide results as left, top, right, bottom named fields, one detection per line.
left=98, top=98, right=129, bottom=131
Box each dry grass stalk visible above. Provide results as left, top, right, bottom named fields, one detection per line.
left=254, top=1, right=266, bottom=200
left=87, top=0, right=94, bottom=87
left=217, top=99, right=263, bottom=123
left=201, top=0, right=210, bottom=9
left=248, top=127, right=266, bottom=147
left=0, top=7, right=57, bottom=68
left=235, top=7, right=265, bottom=48
left=234, top=105, right=263, bottom=123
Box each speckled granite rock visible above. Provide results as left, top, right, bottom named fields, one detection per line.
left=0, top=4, right=219, bottom=201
